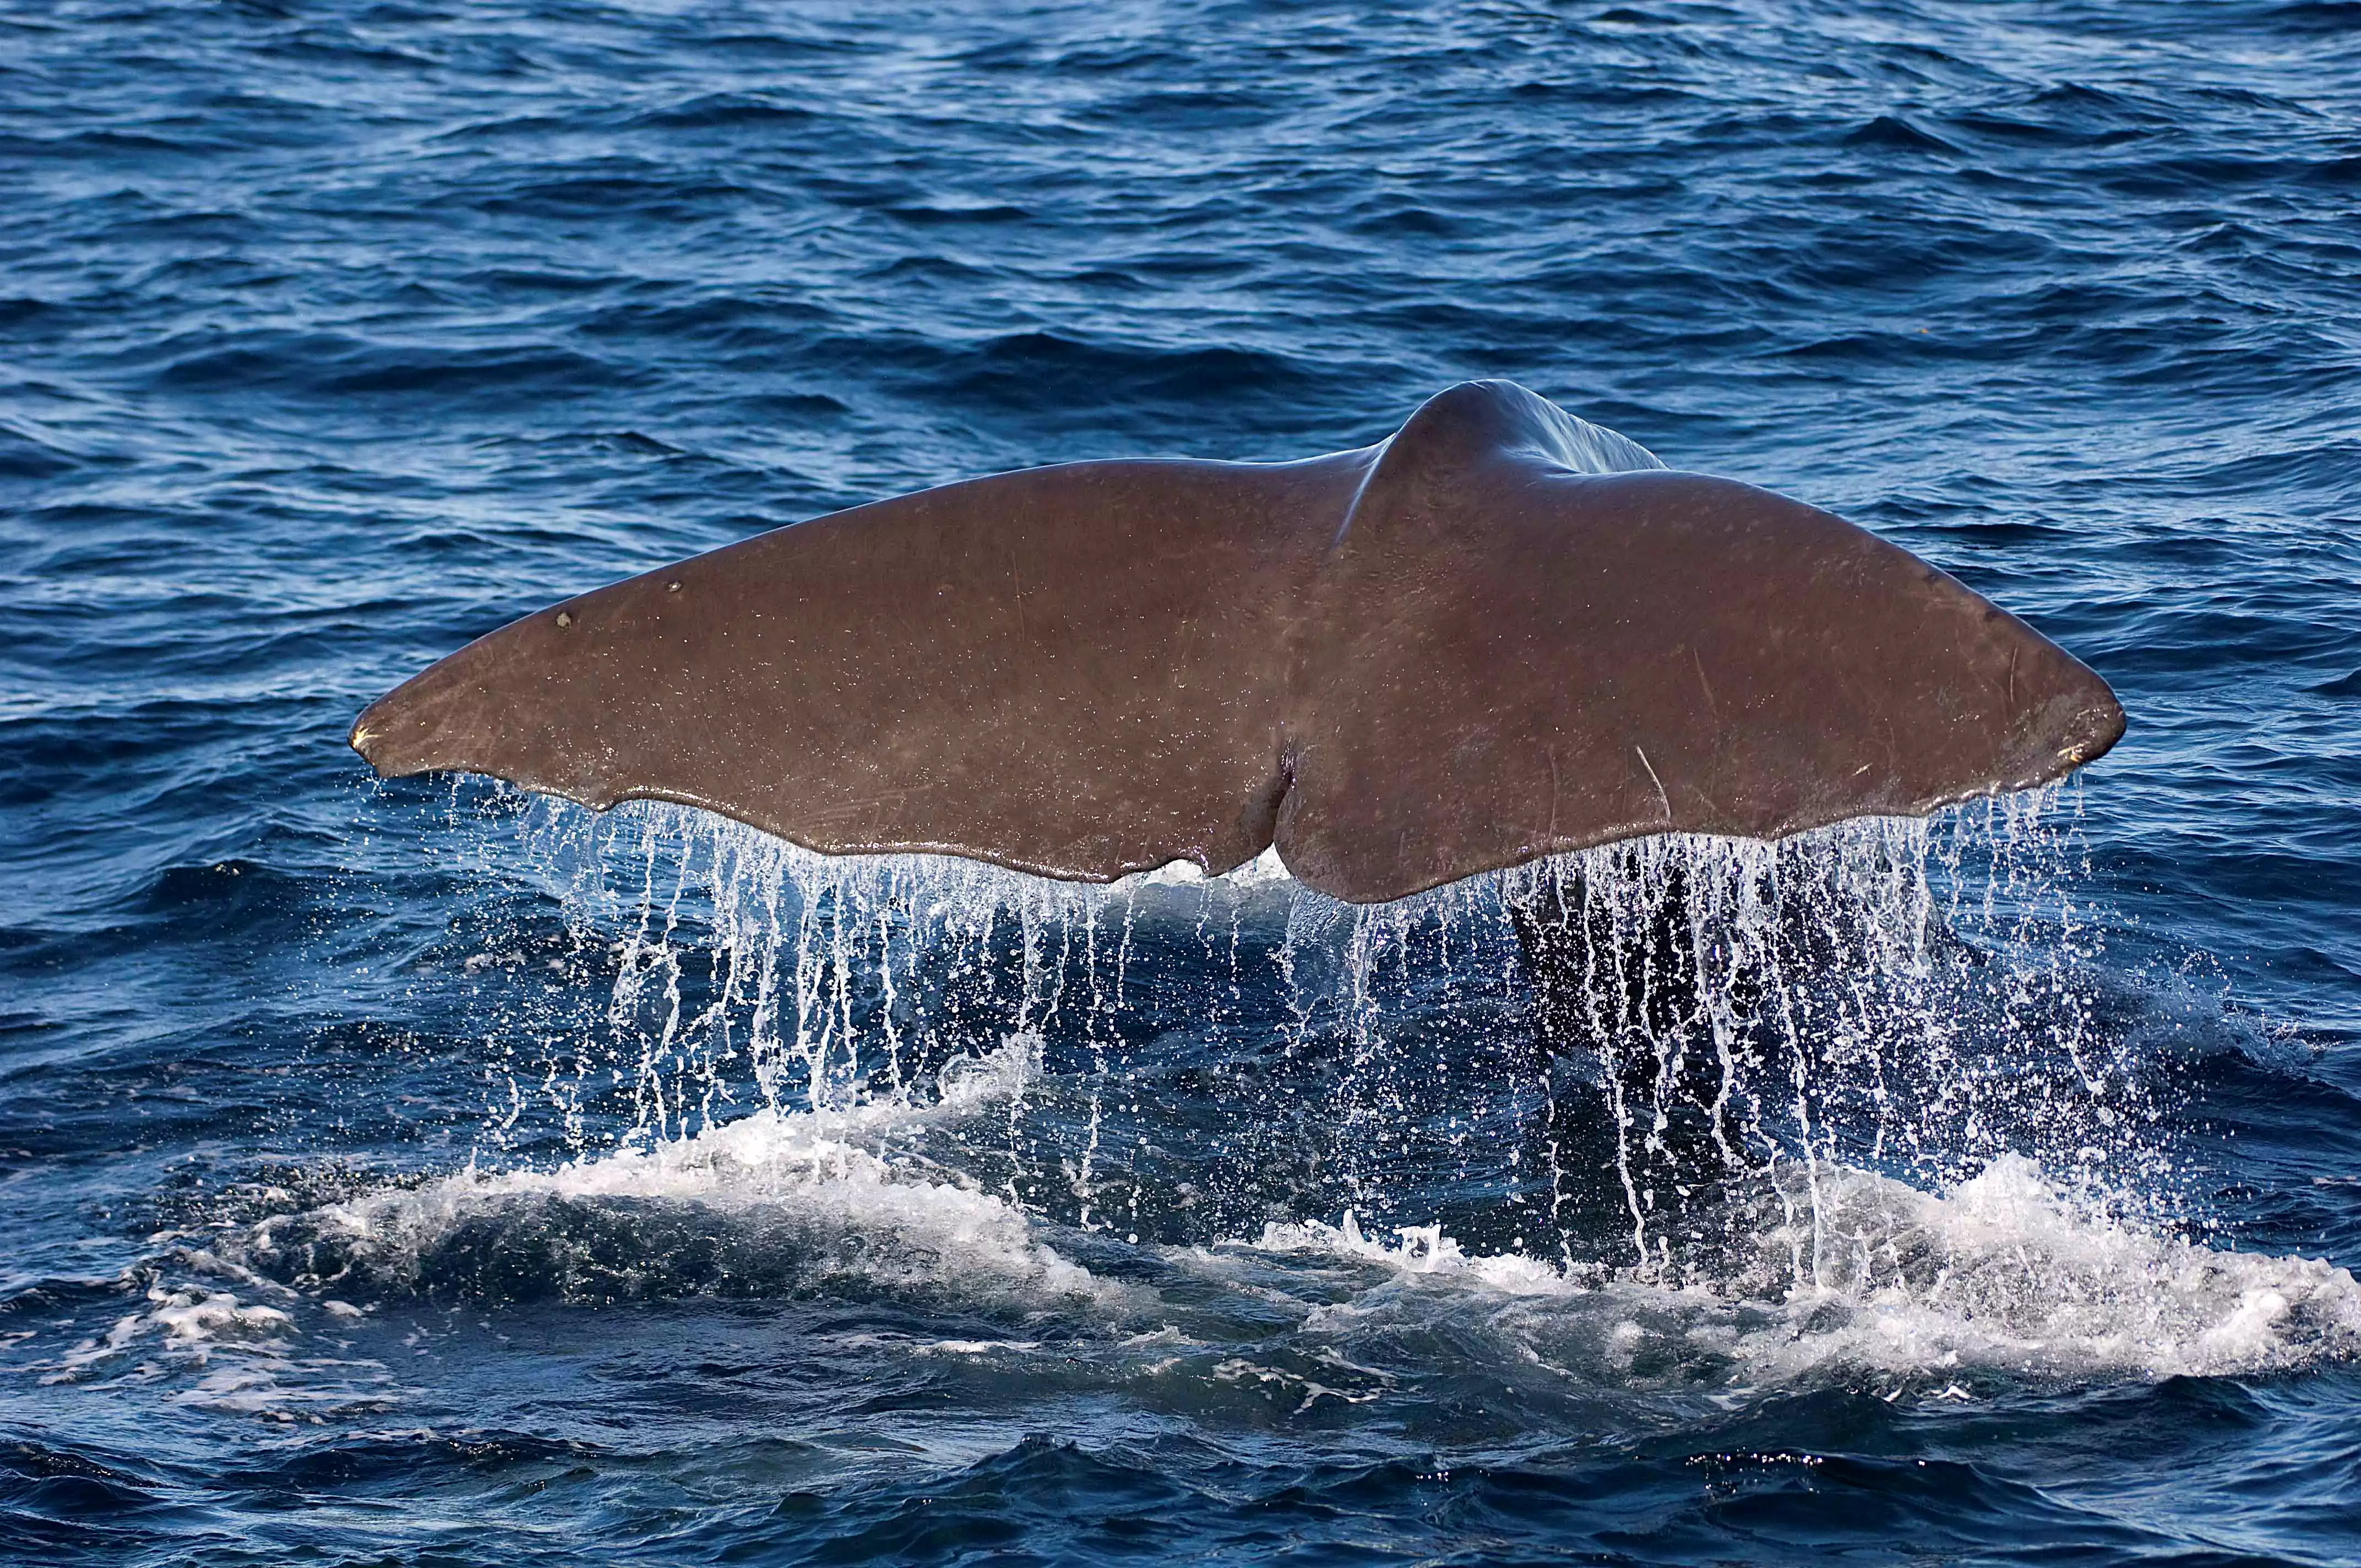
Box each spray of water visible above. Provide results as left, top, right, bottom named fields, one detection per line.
left=404, top=780, right=2183, bottom=1287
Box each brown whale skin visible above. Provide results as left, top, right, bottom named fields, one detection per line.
left=351, top=380, right=2123, bottom=904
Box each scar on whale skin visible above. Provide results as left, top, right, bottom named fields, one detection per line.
left=350, top=379, right=2123, bottom=907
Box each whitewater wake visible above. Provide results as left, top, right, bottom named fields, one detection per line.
left=187, top=1083, right=2361, bottom=1398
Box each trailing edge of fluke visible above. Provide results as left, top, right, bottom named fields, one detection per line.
left=350, top=380, right=2124, bottom=904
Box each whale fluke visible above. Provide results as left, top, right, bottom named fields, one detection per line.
left=351, top=380, right=2123, bottom=903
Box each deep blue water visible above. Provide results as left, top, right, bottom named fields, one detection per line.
left=5, top=1, right=2361, bottom=1562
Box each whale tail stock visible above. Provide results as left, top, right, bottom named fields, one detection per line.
left=350, top=380, right=2124, bottom=906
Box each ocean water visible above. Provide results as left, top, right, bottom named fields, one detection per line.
left=4, top=1, right=2359, bottom=1562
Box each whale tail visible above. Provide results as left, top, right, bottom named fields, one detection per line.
left=351, top=380, right=2123, bottom=904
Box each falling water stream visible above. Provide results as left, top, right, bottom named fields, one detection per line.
left=192, top=784, right=2352, bottom=1394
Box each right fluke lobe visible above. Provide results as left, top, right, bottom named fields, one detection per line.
left=1279, top=380, right=2123, bottom=900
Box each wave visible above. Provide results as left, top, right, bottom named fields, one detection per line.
left=1250, top=1155, right=2361, bottom=1385
left=229, top=1035, right=1114, bottom=1309
left=199, top=1076, right=2359, bottom=1394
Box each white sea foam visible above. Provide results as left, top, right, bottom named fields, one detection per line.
left=40, top=1280, right=399, bottom=1422
left=1239, top=1156, right=2361, bottom=1386
left=51, top=1286, right=295, bottom=1376
left=254, top=1036, right=1108, bottom=1308
left=1724, top=1155, right=2361, bottom=1381
left=1255, top=1211, right=1571, bottom=1295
